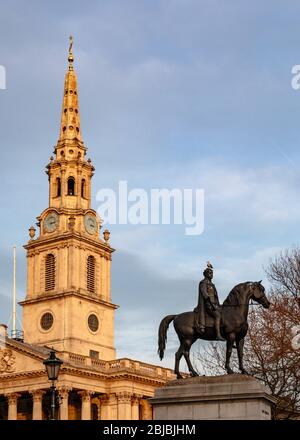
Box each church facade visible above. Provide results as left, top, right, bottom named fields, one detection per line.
left=0, top=40, right=173, bottom=420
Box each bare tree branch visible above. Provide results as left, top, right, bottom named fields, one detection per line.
left=197, top=249, right=300, bottom=419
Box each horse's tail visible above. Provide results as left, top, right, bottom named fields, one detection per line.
left=158, top=315, right=176, bottom=360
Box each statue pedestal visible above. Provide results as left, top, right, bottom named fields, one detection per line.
left=150, top=374, right=276, bottom=420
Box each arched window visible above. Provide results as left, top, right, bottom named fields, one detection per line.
left=87, top=256, right=95, bottom=293
left=45, top=254, right=55, bottom=291
left=67, top=177, right=75, bottom=195
left=56, top=178, right=61, bottom=197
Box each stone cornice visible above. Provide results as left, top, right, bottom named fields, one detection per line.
left=0, top=365, right=169, bottom=388
left=0, top=370, right=46, bottom=381
left=19, top=290, right=118, bottom=310
left=4, top=339, right=47, bottom=361
left=56, top=138, right=86, bottom=149
left=24, top=228, right=114, bottom=255
left=48, top=157, right=93, bottom=169
left=56, top=365, right=170, bottom=387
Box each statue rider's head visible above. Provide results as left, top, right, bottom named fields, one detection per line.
left=203, top=261, right=213, bottom=280
left=203, top=268, right=213, bottom=280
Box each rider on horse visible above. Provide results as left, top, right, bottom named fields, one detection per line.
left=194, top=262, right=225, bottom=341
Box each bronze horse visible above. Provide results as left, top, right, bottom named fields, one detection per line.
left=158, top=281, right=270, bottom=378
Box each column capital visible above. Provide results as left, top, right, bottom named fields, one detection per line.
left=31, top=389, right=45, bottom=402
left=78, top=390, right=93, bottom=402
left=99, top=393, right=117, bottom=405
left=132, top=394, right=143, bottom=405
left=57, top=386, right=72, bottom=399
left=5, top=392, right=20, bottom=405
left=116, top=392, right=132, bottom=404
left=99, top=393, right=109, bottom=404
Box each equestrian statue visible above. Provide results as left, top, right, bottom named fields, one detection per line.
left=158, top=262, right=270, bottom=379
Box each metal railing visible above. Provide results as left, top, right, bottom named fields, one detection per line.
left=11, top=329, right=24, bottom=341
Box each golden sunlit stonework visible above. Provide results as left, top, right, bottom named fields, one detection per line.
left=0, top=38, right=174, bottom=420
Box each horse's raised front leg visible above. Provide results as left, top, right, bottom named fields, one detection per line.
left=183, top=339, right=199, bottom=377
left=237, top=338, right=249, bottom=375
left=225, top=333, right=235, bottom=374
left=174, top=342, right=184, bottom=379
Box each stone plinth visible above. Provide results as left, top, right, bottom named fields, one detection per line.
left=150, top=374, right=276, bottom=420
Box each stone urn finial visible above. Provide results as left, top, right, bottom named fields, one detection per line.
left=103, top=229, right=110, bottom=243
left=29, top=226, right=36, bottom=240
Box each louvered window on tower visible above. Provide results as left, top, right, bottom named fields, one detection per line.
left=81, top=179, right=86, bottom=198
left=87, top=256, right=95, bottom=293
left=56, top=177, right=61, bottom=197
left=45, top=254, right=55, bottom=291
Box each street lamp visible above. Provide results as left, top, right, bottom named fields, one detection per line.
left=43, top=349, right=63, bottom=420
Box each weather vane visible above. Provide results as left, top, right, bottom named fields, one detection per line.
left=68, top=34, right=74, bottom=69
left=69, top=34, right=73, bottom=54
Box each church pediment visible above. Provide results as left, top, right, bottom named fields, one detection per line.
left=0, top=339, right=46, bottom=377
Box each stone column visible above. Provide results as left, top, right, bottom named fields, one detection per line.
left=131, top=394, right=142, bottom=420
left=6, top=393, right=20, bottom=420
left=100, top=257, right=106, bottom=300
left=99, top=395, right=107, bottom=420
left=140, top=398, right=153, bottom=420
left=61, top=167, right=66, bottom=207
left=58, top=387, right=71, bottom=420
left=117, top=392, right=132, bottom=420
left=106, top=258, right=111, bottom=301
left=31, top=390, right=45, bottom=420
left=27, top=253, right=34, bottom=297
left=76, top=167, right=82, bottom=208
left=68, top=242, right=75, bottom=290
left=34, top=251, right=40, bottom=295
left=99, top=394, right=111, bottom=420
left=79, top=390, right=92, bottom=420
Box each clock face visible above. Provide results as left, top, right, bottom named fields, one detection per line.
left=44, top=212, right=59, bottom=233
left=84, top=214, right=97, bottom=235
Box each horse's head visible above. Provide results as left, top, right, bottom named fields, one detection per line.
left=249, top=280, right=270, bottom=308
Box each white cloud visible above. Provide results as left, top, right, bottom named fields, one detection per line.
left=105, top=159, right=300, bottom=281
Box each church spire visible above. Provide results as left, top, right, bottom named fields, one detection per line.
left=59, top=35, right=82, bottom=142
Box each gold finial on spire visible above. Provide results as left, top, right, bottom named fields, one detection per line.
left=58, top=36, right=83, bottom=143
left=68, top=34, right=74, bottom=70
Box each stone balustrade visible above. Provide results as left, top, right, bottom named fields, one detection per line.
left=61, top=352, right=174, bottom=381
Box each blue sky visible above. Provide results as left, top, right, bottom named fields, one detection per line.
left=0, top=0, right=300, bottom=370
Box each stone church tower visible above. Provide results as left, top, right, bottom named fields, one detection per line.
left=20, top=37, right=117, bottom=360
left=0, top=39, right=173, bottom=421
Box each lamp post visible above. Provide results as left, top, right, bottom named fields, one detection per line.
left=43, top=349, right=63, bottom=420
